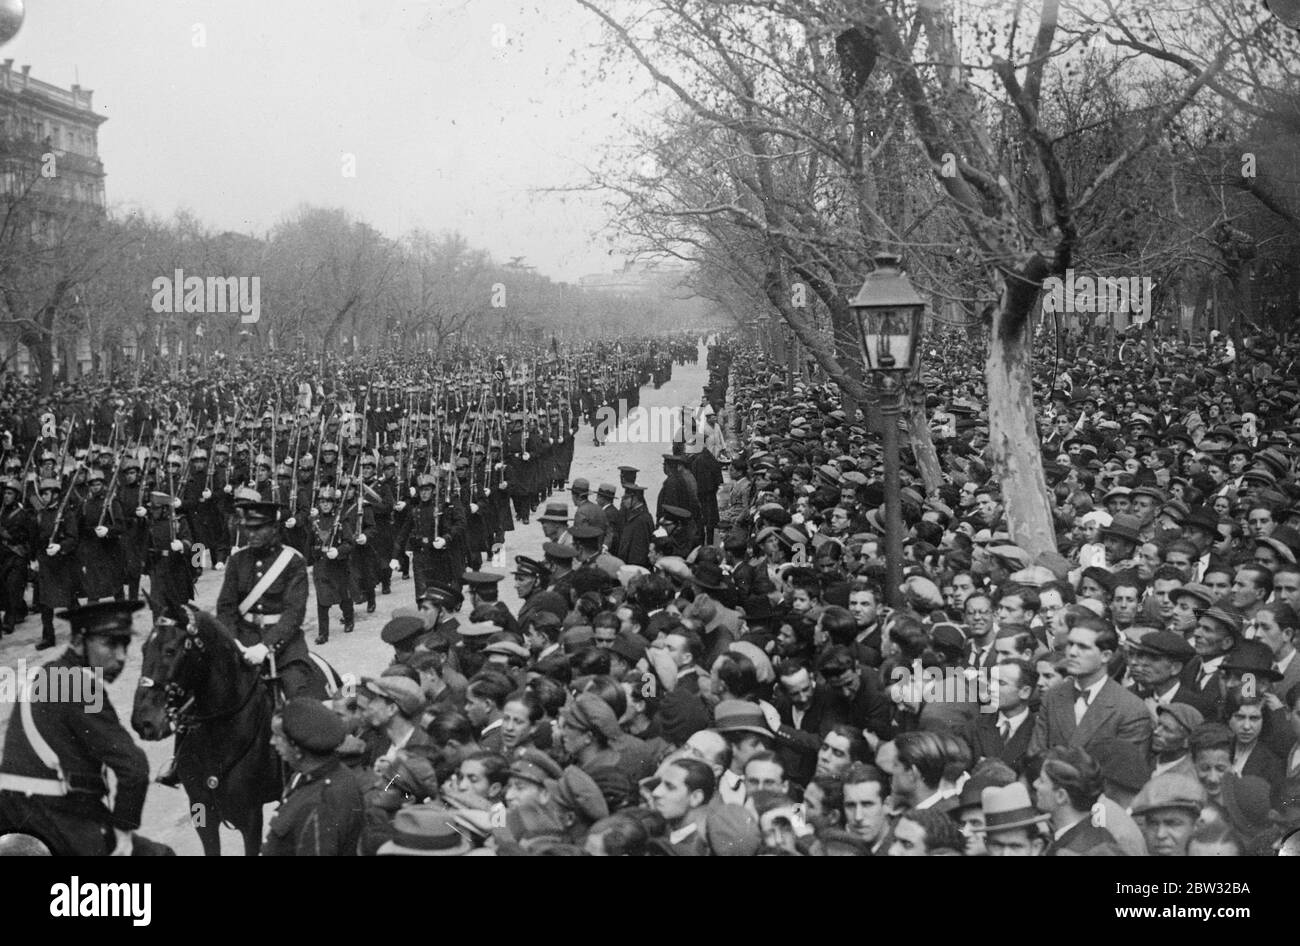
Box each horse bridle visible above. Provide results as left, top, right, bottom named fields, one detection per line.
left=139, top=617, right=262, bottom=732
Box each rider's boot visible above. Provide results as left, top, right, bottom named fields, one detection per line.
left=315, top=605, right=330, bottom=645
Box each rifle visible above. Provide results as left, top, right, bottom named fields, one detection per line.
left=17, top=437, right=40, bottom=507
left=307, top=414, right=326, bottom=515
left=328, top=450, right=361, bottom=550
left=47, top=456, right=80, bottom=549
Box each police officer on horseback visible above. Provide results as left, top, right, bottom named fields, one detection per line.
left=215, top=492, right=312, bottom=699
left=0, top=600, right=172, bottom=855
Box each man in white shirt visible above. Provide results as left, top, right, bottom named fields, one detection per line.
left=359, top=675, right=426, bottom=765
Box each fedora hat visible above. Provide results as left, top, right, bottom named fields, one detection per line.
left=690, top=560, right=728, bottom=592
left=538, top=502, right=570, bottom=523
left=1100, top=514, right=1142, bottom=545
left=1220, top=640, right=1282, bottom=682
left=711, top=700, right=773, bottom=739
left=376, top=807, right=473, bottom=856
left=976, top=783, right=1050, bottom=833
left=1182, top=506, right=1221, bottom=534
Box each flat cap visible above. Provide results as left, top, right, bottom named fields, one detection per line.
left=1130, top=773, right=1206, bottom=816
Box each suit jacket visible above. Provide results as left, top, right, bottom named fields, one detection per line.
left=772, top=686, right=843, bottom=784
left=965, top=708, right=1037, bottom=773
left=1046, top=818, right=1117, bottom=856
left=1127, top=680, right=1219, bottom=723
left=1237, top=744, right=1285, bottom=797
left=1028, top=678, right=1153, bottom=758
left=1276, top=653, right=1300, bottom=708
left=1178, top=657, right=1226, bottom=721
left=828, top=671, right=893, bottom=741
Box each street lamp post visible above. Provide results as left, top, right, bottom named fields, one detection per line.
left=849, top=253, right=926, bottom=609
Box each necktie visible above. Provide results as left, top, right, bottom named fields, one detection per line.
left=998, top=719, right=1011, bottom=741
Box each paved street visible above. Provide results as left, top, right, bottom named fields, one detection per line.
left=0, top=343, right=709, bottom=854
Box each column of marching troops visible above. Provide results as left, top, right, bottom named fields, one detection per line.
left=0, top=343, right=682, bottom=650
left=0, top=334, right=699, bottom=856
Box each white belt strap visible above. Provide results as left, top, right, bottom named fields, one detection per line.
left=10, top=672, right=68, bottom=796
left=239, top=546, right=297, bottom=617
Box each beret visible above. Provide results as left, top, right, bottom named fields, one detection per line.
left=280, top=697, right=348, bottom=753
left=381, top=615, right=427, bottom=645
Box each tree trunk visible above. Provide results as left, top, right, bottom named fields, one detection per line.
left=905, top=396, right=943, bottom=491
left=987, top=264, right=1057, bottom=558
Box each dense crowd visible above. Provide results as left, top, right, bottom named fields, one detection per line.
left=1, top=322, right=1298, bottom=857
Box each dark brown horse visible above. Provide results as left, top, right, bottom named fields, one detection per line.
left=130, top=606, right=337, bottom=856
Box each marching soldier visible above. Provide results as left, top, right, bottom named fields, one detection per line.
left=215, top=495, right=313, bottom=697
left=34, top=478, right=79, bottom=651
left=116, top=458, right=151, bottom=601
left=0, top=600, right=171, bottom=855
left=178, top=448, right=225, bottom=571
left=0, top=477, right=33, bottom=635
left=393, top=472, right=465, bottom=604
left=76, top=468, right=124, bottom=602
left=342, top=474, right=380, bottom=613
left=145, top=489, right=195, bottom=617
left=309, top=485, right=354, bottom=644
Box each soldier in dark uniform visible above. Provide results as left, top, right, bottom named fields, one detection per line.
left=658, top=504, right=696, bottom=558
left=596, top=482, right=622, bottom=553
left=543, top=541, right=578, bottom=605
left=513, top=556, right=568, bottom=629
left=463, top=569, right=517, bottom=634
left=372, top=455, right=399, bottom=592
left=343, top=473, right=381, bottom=613
left=263, top=696, right=363, bottom=856
left=34, top=478, right=79, bottom=651
left=0, top=477, right=33, bottom=635
left=76, top=467, right=124, bottom=602
left=281, top=460, right=315, bottom=557
left=178, top=448, right=224, bottom=570
left=309, top=485, right=354, bottom=644
left=390, top=454, right=413, bottom=580
left=0, top=600, right=171, bottom=855
left=504, top=415, right=532, bottom=524
left=615, top=483, right=654, bottom=568
left=394, top=473, right=465, bottom=604
left=145, top=490, right=195, bottom=617
left=208, top=442, right=235, bottom=568
left=215, top=497, right=314, bottom=699
left=658, top=453, right=701, bottom=525
left=115, top=458, right=150, bottom=600
left=318, top=442, right=341, bottom=488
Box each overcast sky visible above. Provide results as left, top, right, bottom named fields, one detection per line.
left=5, top=0, right=655, bottom=281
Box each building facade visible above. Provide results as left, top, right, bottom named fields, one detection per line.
left=0, top=61, right=107, bottom=377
